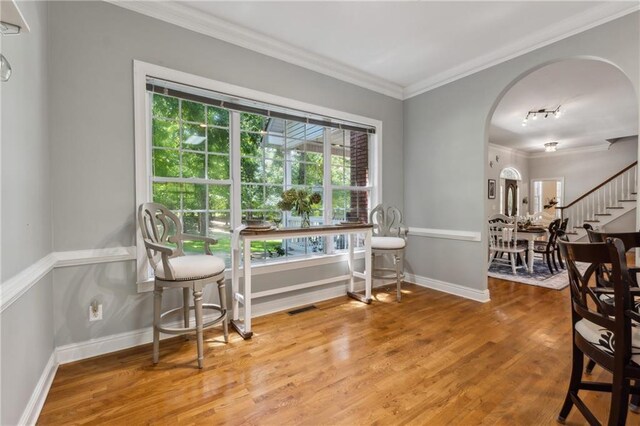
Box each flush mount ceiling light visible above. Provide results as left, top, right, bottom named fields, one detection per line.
left=544, top=142, right=559, bottom=152
left=522, top=105, right=561, bottom=126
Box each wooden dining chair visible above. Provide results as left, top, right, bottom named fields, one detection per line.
left=557, top=237, right=640, bottom=425
left=579, top=231, right=640, bottom=412
left=533, top=218, right=561, bottom=273
left=138, top=202, right=228, bottom=369
left=488, top=216, right=527, bottom=275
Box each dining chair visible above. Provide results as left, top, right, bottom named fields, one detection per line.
left=370, top=204, right=408, bottom=301
left=557, top=237, right=640, bottom=425
left=138, top=202, right=228, bottom=369
left=555, top=218, right=569, bottom=268
left=533, top=218, right=561, bottom=273
left=488, top=216, right=527, bottom=275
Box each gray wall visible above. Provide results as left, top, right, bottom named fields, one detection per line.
left=529, top=138, right=638, bottom=204
left=47, top=1, right=403, bottom=346
left=0, top=1, right=55, bottom=424
left=404, top=12, right=639, bottom=291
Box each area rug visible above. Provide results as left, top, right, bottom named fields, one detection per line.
left=488, top=260, right=571, bottom=290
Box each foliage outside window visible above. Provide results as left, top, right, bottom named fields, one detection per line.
left=150, top=92, right=372, bottom=266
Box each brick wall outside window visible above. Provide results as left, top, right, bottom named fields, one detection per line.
left=349, top=132, right=369, bottom=222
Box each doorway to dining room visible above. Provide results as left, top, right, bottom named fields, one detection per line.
left=500, top=167, right=522, bottom=217
left=485, top=57, right=638, bottom=288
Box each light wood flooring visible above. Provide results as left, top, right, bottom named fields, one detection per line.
left=38, top=278, right=640, bottom=425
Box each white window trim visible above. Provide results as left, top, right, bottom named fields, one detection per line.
left=133, top=60, right=382, bottom=285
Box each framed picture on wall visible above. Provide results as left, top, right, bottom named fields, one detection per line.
left=488, top=179, right=496, bottom=199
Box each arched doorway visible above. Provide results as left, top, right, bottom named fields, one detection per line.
left=499, top=167, right=521, bottom=216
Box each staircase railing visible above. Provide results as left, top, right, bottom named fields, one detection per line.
left=557, top=161, right=637, bottom=231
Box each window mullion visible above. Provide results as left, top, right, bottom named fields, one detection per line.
left=323, top=127, right=334, bottom=254
left=231, top=111, right=242, bottom=230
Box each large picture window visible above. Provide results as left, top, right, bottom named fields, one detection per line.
left=136, top=65, right=380, bottom=280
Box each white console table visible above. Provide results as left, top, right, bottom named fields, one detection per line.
left=231, top=223, right=373, bottom=339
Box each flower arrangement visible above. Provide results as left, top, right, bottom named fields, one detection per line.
left=277, top=189, right=322, bottom=227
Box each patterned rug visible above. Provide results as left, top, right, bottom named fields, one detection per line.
left=488, top=259, right=570, bottom=290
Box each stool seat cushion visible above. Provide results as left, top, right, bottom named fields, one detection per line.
left=155, top=255, right=225, bottom=281
left=371, top=236, right=406, bottom=250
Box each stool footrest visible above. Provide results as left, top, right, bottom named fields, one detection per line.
left=156, top=304, right=227, bottom=335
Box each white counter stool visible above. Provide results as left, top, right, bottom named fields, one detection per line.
left=370, top=204, right=408, bottom=301
left=138, top=203, right=228, bottom=369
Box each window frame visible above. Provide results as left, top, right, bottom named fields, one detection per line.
left=134, top=61, right=382, bottom=286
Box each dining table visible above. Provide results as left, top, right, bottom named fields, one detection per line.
left=517, top=227, right=548, bottom=272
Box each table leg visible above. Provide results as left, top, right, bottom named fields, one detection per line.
left=347, top=233, right=355, bottom=293
left=364, top=230, right=372, bottom=302
left=347, top=230, right=372, bottom=304
left=230, top=237, right=254, bottom=339
left=231, top=242, right=239, bottom=322
left=528, top=240, right=534, bottom=273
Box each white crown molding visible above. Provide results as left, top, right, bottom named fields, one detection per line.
left=489, top=142, right=611, bottom=159
left=107, top=1, right=404, bottom=99
left=488, top=143, right=529, bottom=158
left=403, top=2, right=640, bottom=99
left=527, top=143, right=610, bottom=159
left=405, top=273, right=490, bottom=303
left=105, top=1, right=637, bottom=101
left=18, top=352, right=58, bottom=426
left=407, top=227, right=481, bottom=242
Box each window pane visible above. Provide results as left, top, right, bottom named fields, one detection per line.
left=208, top=127, right=229, bottom=154
left=182, top=184, right=207, bottom=210
left=152, top=149, right=180, bottom=178
left=209, top=185, right=230, bottom=210
left=241, top=113, right=267, bottom=133
left=152, top=94, right=179, bottom=120
left=181, top=100, right=205, bottom=124
left=264, top=160, right=283, bottom=184
left=349, top=131, right=369, bottom=187
left=181, top=152, right=205, bottom=178
left=208, top=154, right=230, bottom=180
left=152, top=119, right=179, bottom=149
left=207, top=106, right=229, bottom=127
left=241, top=185, right=265, bottom=210
left=152, top=182, right=181, bottom=210
left=241, top=132, right=262, bottom=157
left=182, top=123, right=206, bottom=151
left=241, top=157, right=264, bottom=183
left=332, top=189, right=369, bottom=222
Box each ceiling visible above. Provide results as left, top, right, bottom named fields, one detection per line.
left=489, top=59, right=638, bottom=153
left=111, top=1, right=639, bottom=99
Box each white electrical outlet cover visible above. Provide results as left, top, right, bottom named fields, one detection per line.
left=89, top=304, right=103, bottom=321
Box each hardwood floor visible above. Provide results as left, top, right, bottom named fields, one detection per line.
left=38, top=279, right=640, bottom=425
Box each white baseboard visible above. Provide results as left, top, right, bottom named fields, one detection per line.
left=19, top=351, right=58, bottom=426
left=405, top=273, right=490, bottom=303
left=56, top=280, right=362, bottom=364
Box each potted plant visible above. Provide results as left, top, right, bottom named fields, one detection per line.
left=277, top=189, right=322, bottom=228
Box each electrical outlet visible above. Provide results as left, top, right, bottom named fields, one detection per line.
left=89, top=302, right=103, bottom=322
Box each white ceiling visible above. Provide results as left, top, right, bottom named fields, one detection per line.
left=489, top=59, right=638, bottom=153
left=111, top=1, right=639, bottom=99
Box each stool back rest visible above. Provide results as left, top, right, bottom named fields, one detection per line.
left=370, top=204, right=404, bottom=238
left=138, top=203, right=184, bottom=270
left=560, top=218, right=569, bottom=232
left=559, top=238, right=634, bottom=357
